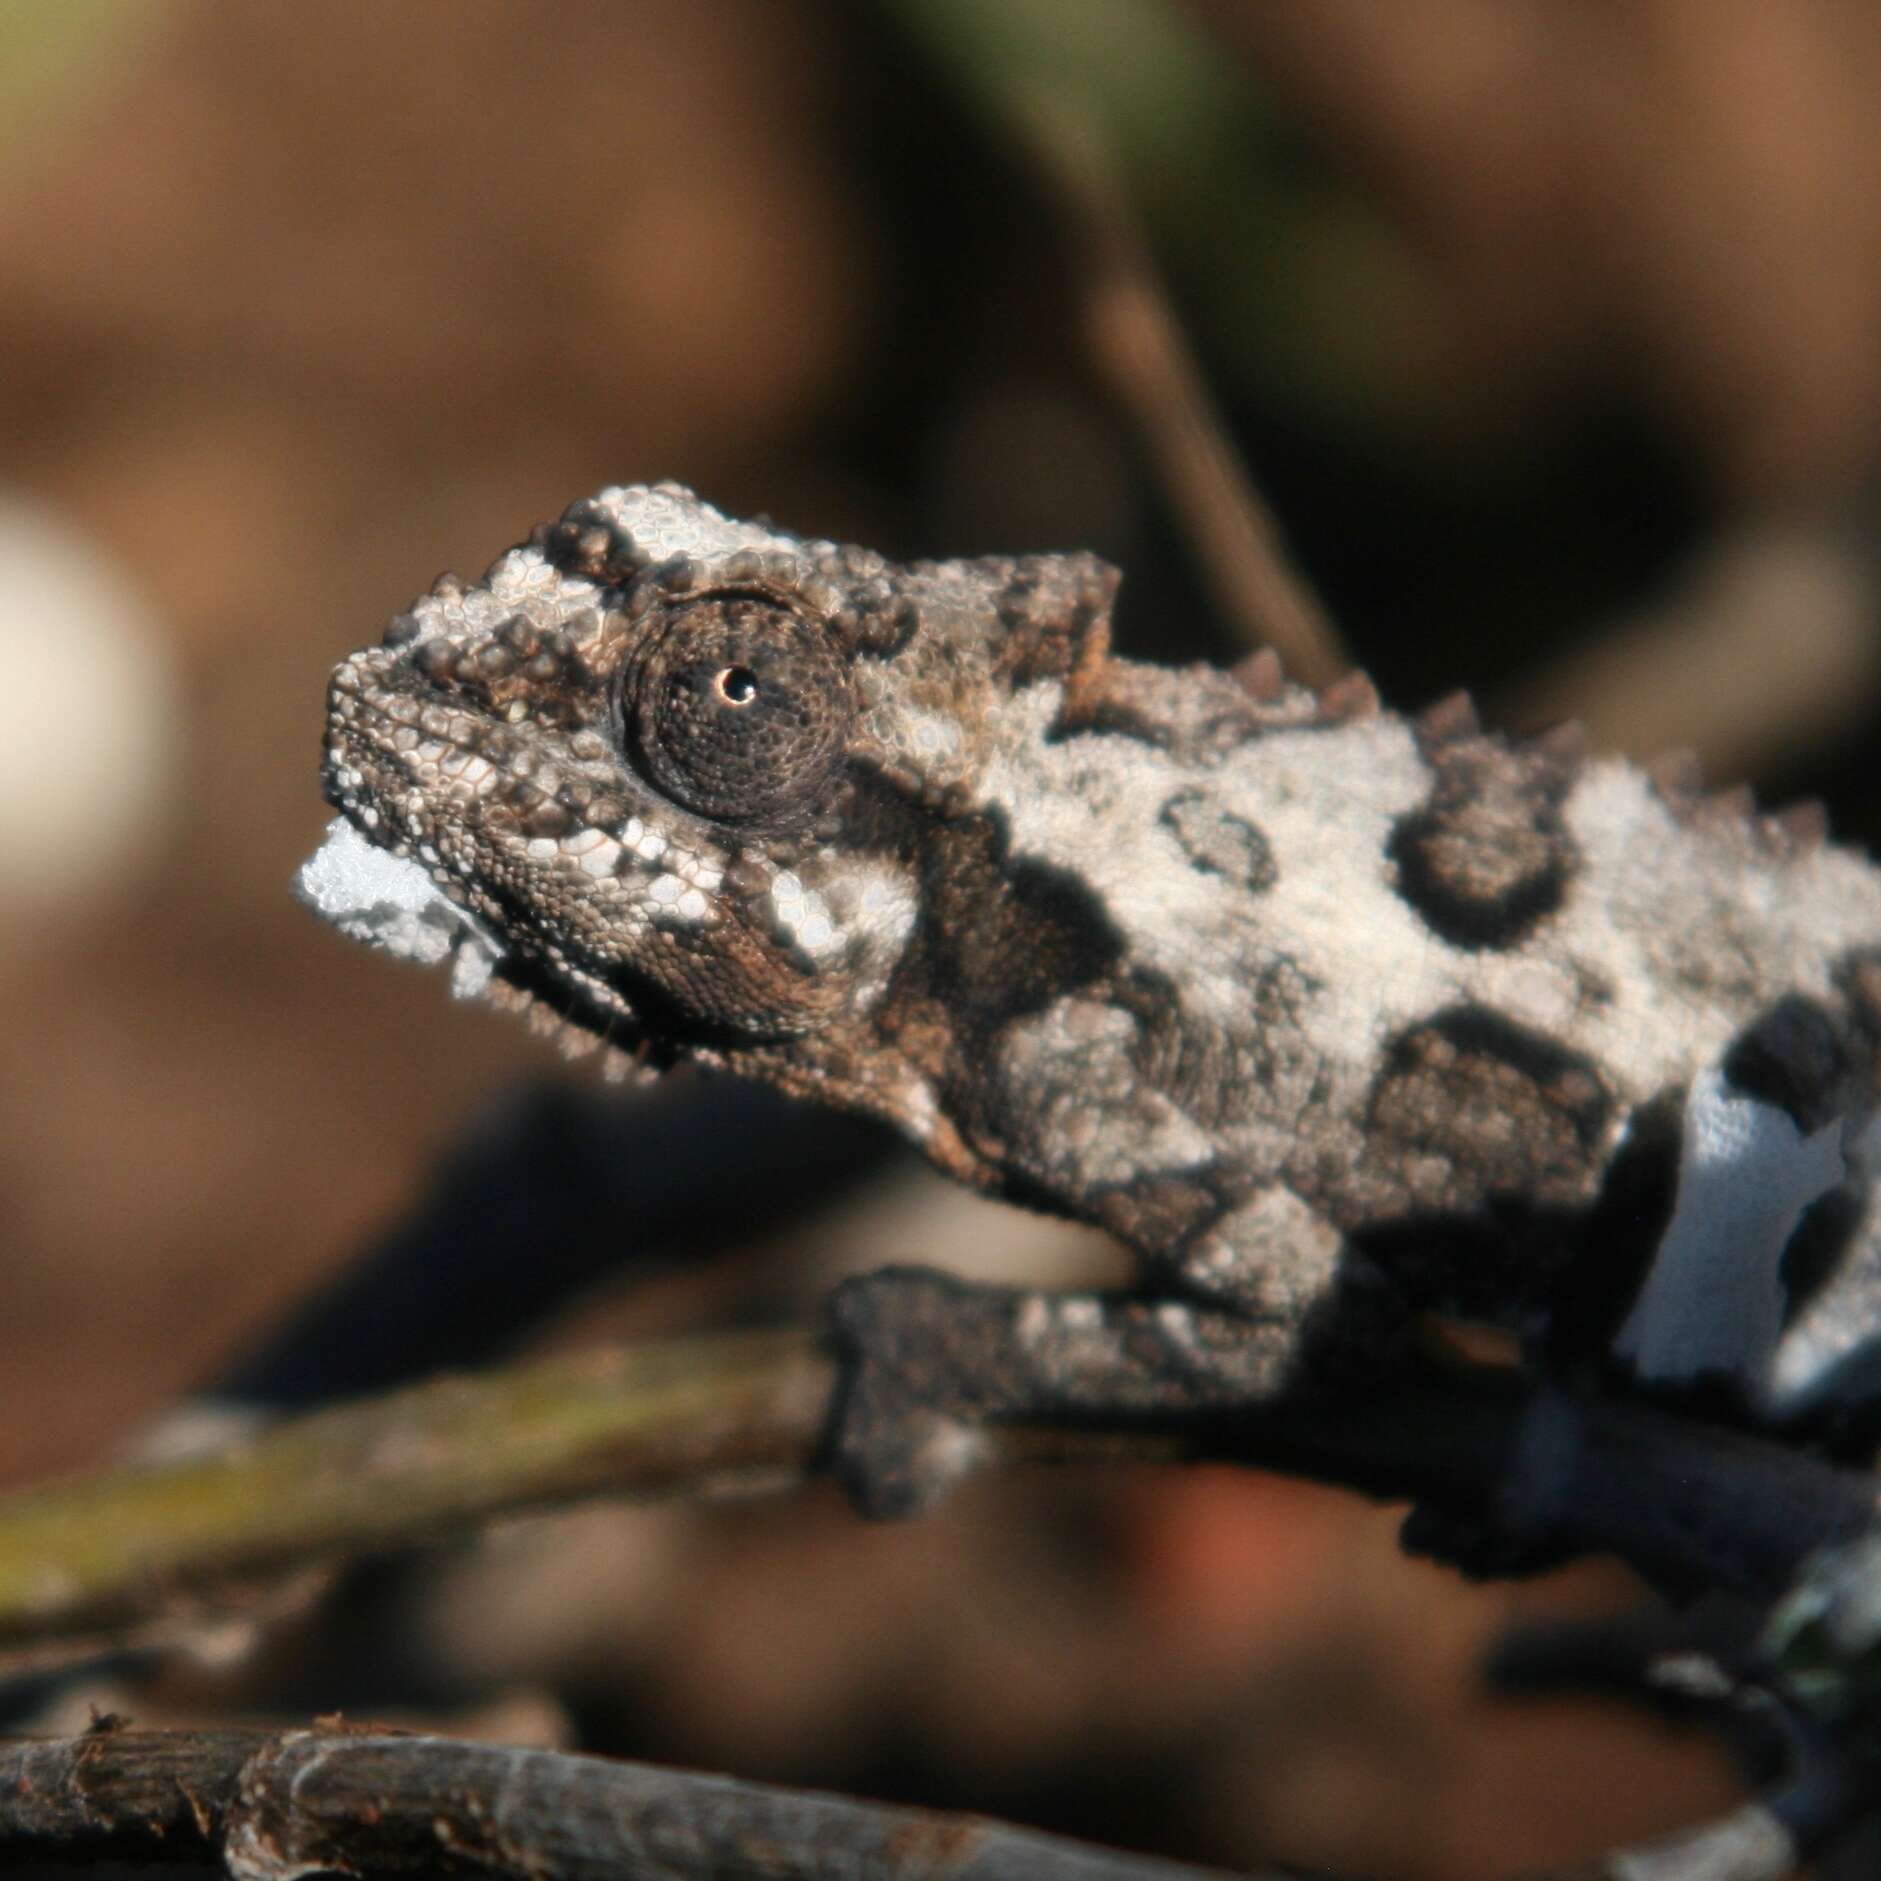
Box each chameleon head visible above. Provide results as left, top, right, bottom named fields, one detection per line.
left=312, top=483, right=1119, bottom=1077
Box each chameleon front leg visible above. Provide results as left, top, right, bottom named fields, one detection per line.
left=825, top=1268, right=1317, bottom=1516
left=825, top=1190, right=1398, bottom=1517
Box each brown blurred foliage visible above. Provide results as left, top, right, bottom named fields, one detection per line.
left=1189, top=0, right=1881, bottom=500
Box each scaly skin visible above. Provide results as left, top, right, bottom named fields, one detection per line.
left=314, top=485, right=1881, bottom=1512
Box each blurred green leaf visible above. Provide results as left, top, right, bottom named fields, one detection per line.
left=883, top=0, right=1266, bottom=239
left=0, top=0, right=168, bottom=172
left=880, top=0, right=1443, bottom=439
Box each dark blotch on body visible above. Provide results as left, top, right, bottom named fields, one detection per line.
left=1364, top=1004, right=1612, bottom=1212
left=1720, top=993, right=1853, bottom=1133
left=1389, top=740, right=1579, bottom=950
left=911, top=810, right=1122, bottom=1031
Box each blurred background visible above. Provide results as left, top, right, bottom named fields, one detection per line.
left=5, top=2, right=1881, bottom=1874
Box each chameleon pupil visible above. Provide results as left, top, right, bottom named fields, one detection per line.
left=717, top=665, right=758, bottom=706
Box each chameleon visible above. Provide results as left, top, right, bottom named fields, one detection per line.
left=302, top=483, right=1881, bottom=1516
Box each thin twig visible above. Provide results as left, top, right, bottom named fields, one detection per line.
left=0, top=1321, right=1876, bottom=1659
left=1022, top=99, right=1350, bottom=684
left=0, top=1724, right=1256, bottom=1878
left=0, top=1328, right=834, bottom=1661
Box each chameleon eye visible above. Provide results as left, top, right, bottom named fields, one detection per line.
left=627, top=595, right=853, bottom=822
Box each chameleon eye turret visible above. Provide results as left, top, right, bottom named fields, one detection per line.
left=622, top=592, right=854, bottom=824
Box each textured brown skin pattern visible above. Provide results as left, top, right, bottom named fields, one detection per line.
left=320, top=485, right=1881, bottom=1513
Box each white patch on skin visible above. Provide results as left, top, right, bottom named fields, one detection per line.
left=851, top=664, right=984, bottom=797
left=981, top=683, right=1881, bottom=1219
left=486, top=545, right=574, bottom=601
left=296, top=817, right=502, bottom=999
left=982, top=687, right=1442, bottom=1064
left=1550, top=764, right=1881, bottom=1093
left=981, top=691, right=1448, bottom=1183
left=766, top=871, right=844, bottom=961
left=821, top=860, right=918, bottom=1008
left=590, top=484, right=806, bottom=565
left=1616, top=1064, right=1848, bottom=1391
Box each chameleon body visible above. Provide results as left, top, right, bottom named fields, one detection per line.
left=306, top=484, right=1881, bottom=1512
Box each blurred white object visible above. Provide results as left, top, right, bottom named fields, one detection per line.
left=0, top=494, right=175, bottom=908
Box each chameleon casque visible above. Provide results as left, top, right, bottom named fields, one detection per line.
left=303, top=483, right=1881, bottom=1516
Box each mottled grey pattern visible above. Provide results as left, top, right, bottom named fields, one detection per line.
left=311, top=485, right=1881, bottom=1512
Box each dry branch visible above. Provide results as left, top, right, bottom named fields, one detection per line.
left=0, top=1328, right=832, bottom=1662
left=0, top=1724, right=1256, bottom=1878
left=0, top=1330, right=1874, bottom=1874
left=0, top=1321, right=1875, bottom=1660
